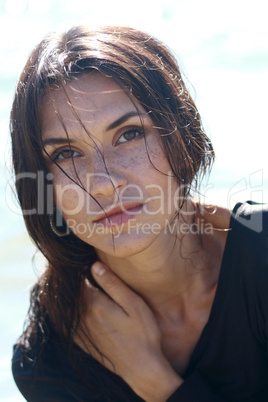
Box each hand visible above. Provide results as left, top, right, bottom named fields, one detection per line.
left=74, top=261, right=183, bottom=402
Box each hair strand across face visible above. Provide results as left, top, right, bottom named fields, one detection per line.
left=10, top=25, right=215, bottom=368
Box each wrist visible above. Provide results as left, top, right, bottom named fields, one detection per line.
left=131, top=359, right=183, bottom=402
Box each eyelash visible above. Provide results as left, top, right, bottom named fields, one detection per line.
left=116, top=127, right=144, bottom=145
left=50, top=127, right=144, bottom=162
left=51, top=149, right=81, bottom=162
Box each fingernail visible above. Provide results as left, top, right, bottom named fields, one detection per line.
left=92, top=262, right=106, bottom=277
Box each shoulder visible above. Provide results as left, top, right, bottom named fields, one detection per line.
left=196, top=200, right=268, bottom=275
left=231, top=202, right=268, bottom=341
left=229, top=202, right=268, bottom=318
left=197, top=199, right=268, bottom=237
left=231, top=200, right=268, bottom=235
left=199, top=201, right=268, bottom=345
left=12, top=326, right=77, bottom=401
left=12, top=309, right=81, bottom=401
left=12, top=318, right=56, bottom=401
left=12, top=319, right=126, bottom=401
left=228, top=201, right=268, bottom=260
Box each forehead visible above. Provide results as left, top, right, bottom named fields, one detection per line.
left=41, top=72, right=143, bottom=136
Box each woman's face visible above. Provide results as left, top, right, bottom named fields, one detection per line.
left=41, top=73, right=180, bottom=257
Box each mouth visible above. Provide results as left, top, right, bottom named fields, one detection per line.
left=93, top=203, right=143, bottom=226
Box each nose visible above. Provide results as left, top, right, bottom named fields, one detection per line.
left=90, top=171, right=127, bottom=198
left=89, top=152, right=128, bottom=199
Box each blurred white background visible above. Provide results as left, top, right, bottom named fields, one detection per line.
left=0, top=0, right=267, bottom=400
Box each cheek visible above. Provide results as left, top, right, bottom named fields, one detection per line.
left=54, top=185, right=86, bottom=216
left=115, top=151, right=145, bottom=171
left=116, top=144, right=168, bottom=176
left=145, top=136, right=172, bottom=175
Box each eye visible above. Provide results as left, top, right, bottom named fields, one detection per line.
left=116, top=128, right=144, bottom=144
left=52, top=149, right=81, bottom=161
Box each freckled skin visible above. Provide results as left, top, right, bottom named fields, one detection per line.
left=41, top=74, right=231, bottom=384
left=41, top=73, right=179, bottom=257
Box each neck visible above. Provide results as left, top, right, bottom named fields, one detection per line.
left=96, top=201, right=224, bottom=322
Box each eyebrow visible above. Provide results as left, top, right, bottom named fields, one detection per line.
left=42, top=138, right=75, bottom=147
left=105, top=111, right=146, bottom=131
left=42, top=111, right=147, bottom=147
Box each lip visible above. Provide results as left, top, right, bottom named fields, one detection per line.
left=93, top=203, right=143, bottom=226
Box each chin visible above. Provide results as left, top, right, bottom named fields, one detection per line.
left=87, top=230, right=158, bottom=258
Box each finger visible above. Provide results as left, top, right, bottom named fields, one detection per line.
left=91, top=261, right=143, bottom=314
left=83, top=278, right=115, bottom=311
left=83, top=278, right=129, bottom=328
left=82, top=278, right=100, bottom=306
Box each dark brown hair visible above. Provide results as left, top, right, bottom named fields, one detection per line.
left=10, top=25, right=214, bottom=370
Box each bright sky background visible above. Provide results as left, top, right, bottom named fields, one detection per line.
left=1, top=0, right=268, bottom=199
left=0, top=0, right=267, bottom=400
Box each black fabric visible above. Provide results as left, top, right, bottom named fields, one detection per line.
left=12, top=201, right=268, bottom=401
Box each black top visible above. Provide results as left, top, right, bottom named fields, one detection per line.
left=12, top=201, right=268, bottom=401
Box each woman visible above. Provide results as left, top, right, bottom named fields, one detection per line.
left=11, top=25, right=268, bottom=401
